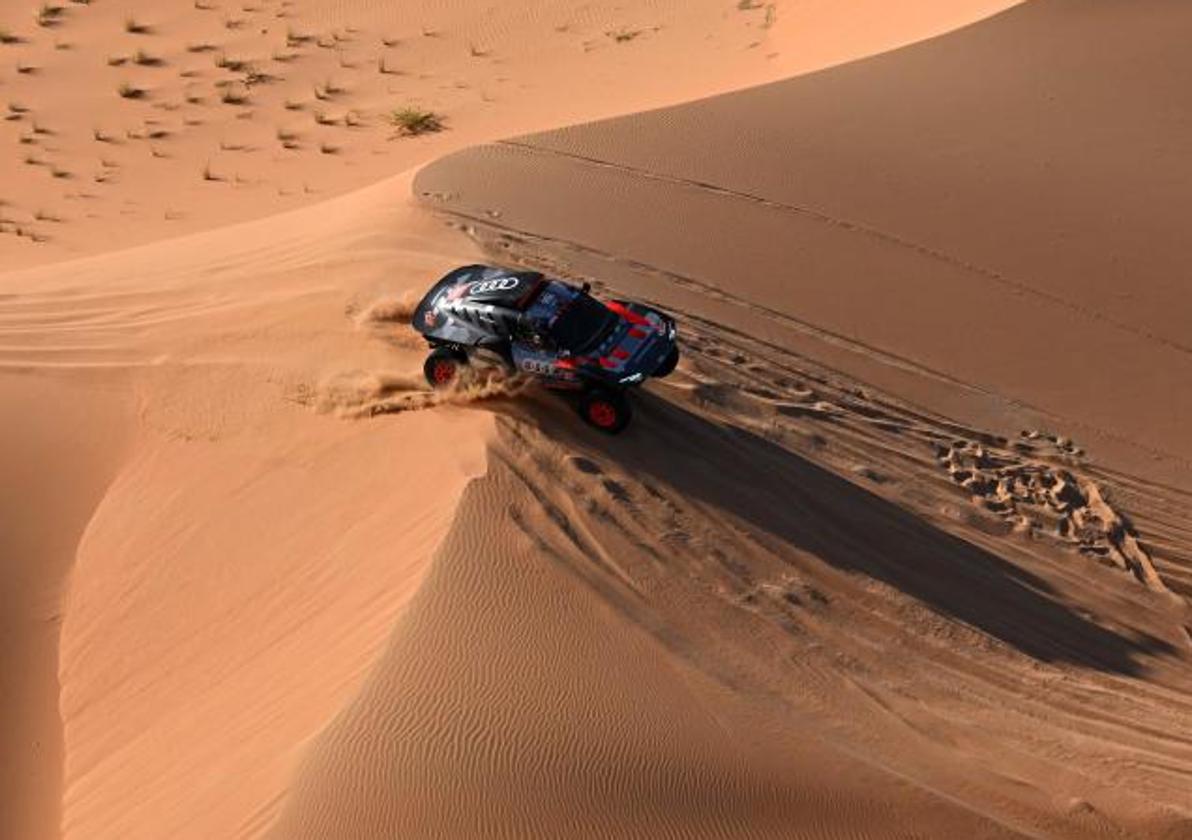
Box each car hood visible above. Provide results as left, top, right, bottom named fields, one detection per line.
left=576, top=302, right=676, bottom=383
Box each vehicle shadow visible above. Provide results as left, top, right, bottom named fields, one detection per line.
left=507, top=389, right=1180, bottom=677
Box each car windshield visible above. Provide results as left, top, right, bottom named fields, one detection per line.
left=547, top=292, right=619, bottom=354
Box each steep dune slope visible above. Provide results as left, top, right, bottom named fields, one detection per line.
left=270, top=451, right=1034, bottom=840
left=2, top=179, right=495, bottom=840
left=0, top=379, right=131, bottom=840
left=273, top=290, right=1192, bottom=838
left=2, top=4, right=1036, bottom=838
left=414, top=0, right=1192, bottom=485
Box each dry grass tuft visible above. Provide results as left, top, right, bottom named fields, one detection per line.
left=607, top=27, right=642, bottom=43
left=286, top=27, right=313, bottom=46
left=133, top=48, right=164, bottom=67
left=219, top=84, right=249, bottom=105
left=37, top=4, right=65, bottom=28
left=214, top=52, right=249, bottom=72
left=117, top=81, right=146, bottom=99
left=390, top=106, right=444, bottom=136
left=243, top=68, right=275, bottom=86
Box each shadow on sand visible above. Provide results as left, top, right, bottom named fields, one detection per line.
left=508, top=389, right=1177, bottom=677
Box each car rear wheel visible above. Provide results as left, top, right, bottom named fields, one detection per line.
left=423, top=347, right=467, bottom=389
left=579, top=388, right=632, bottom=434
left=653, top=345, right=680, bottom=378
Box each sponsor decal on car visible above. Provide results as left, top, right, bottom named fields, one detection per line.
left=469, top=276, right=520, bottom=294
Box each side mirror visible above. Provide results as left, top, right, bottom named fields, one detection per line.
left=581, top=282, right=591, bottom=294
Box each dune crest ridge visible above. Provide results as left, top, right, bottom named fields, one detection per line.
left=29, top=2, right=1192, bottom=840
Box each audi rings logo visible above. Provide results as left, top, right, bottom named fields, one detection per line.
left=470, top=277, right=519, bottom=294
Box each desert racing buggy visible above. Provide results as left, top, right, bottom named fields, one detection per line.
left=411, top=265, right=679, bottom=433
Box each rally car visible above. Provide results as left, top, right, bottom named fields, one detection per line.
left=411, top=264, right=679, bottom=433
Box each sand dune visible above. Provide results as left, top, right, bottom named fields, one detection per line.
left=5, top=0, right=1192, bottom=838
left=0, top=0, right=1017, bottom=269
left=414, top=0, right=1192, bottom=485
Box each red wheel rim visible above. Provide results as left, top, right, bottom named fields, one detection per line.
left=588, top=400, right=618, bottom=428
left=432, top=360, right=457, bottom=385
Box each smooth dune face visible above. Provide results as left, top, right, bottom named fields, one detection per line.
left=0, top=0, right=1019, bottom=269
left=8, top=1, right=1192, bottom=840
left=413, top=0, right=1192, bottom=487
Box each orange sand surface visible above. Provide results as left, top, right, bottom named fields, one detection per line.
left=6, top=2, right=1192, bottom=839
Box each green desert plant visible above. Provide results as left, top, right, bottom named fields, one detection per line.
left=389, top=106, right=443, bottom=136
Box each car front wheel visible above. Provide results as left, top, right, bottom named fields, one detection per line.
left=579, top=388, right=632, bottom=434
left=423, top=347, right=467, bottom=389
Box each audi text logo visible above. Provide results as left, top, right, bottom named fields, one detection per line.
left=469, top=277, right=519, bottom=294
